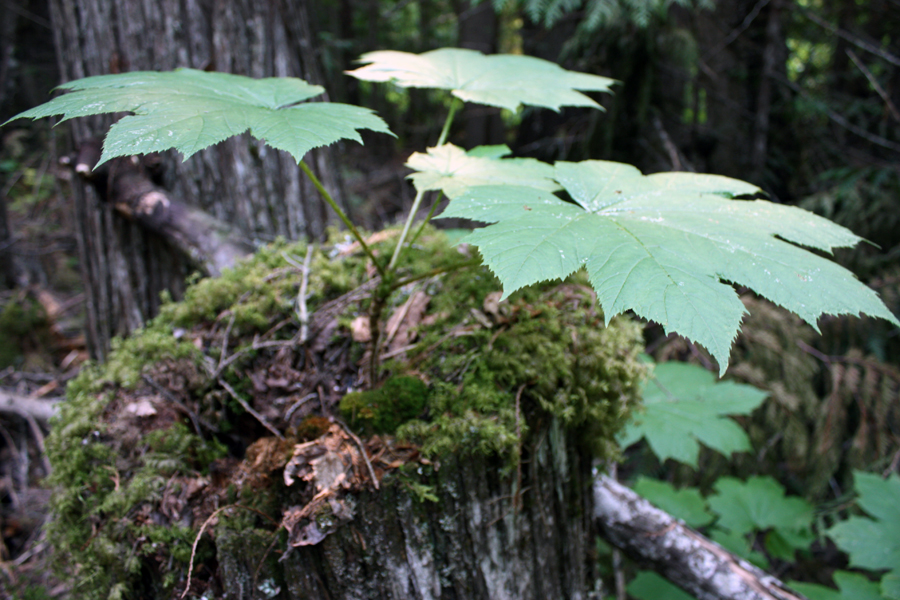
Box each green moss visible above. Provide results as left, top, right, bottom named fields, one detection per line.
left=339, top=375, right=428, bottom=434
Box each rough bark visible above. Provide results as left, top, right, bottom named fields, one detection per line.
left=214, top=421, right=603, bottom=600
left=593, top=474, right=808, bottom=600
left=48, top=0, right=346, bottom=359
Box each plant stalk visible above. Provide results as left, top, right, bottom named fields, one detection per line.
left=299, top=160, right=385, bottom=277
left=387, top=99, right=461, bottom=271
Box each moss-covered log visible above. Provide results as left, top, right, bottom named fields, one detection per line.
left=45, top=231, right=647, bottom=599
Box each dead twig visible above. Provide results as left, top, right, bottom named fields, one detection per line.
left=332, top=416, right=379, bottom=490
left=846, top=49, right=900, bottom=123
left=181, top=504, right=280, bottom=599
left=23, top=413, right=52, bottom=475
left=217, top=313, right=236, bottom=374
left=219, top=379, right=284, bottom=440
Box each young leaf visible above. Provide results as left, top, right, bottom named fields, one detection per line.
left=617, top=362, right=768, bottom=466
left=707, top=476, right=814, bottom=558
left=632, top=477, right=714, bottom=528
left=4, top=69, right=393, bottom=166
left=347, top=48, right=615, bottom=112
left=438, top=161, right=900, bottom=374
left=828, top=471, right=900, bottom=598
left=406, top=143, right=558, bottom=198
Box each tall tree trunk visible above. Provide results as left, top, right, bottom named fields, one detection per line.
left=48, top=0, right=347, bottom=359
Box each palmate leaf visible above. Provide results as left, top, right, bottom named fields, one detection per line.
left=406, top=144, right=558, bottom=198
left=791, top=571, right=886, bottom=600
left=347, top=48, right=615, bottom=112
left=617, top=361, right=767, bottom=466
left=4, top=69, right=393, bottom=166
left=438, top=160, right=900, bottom=373
left=828, top=472, right=900, bottom=599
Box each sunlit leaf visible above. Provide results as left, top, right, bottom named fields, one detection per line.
left=438, top=160, right=900, bottom=373
left=5, top=69, right=393, bottom=166
left=347, top=48, right=615, bottom=112
left=406, top=143, right=558, bottom=198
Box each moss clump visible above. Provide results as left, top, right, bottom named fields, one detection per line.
left=339, top=375, right=428, bottom=434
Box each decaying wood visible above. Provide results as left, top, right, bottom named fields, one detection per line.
left=593, top=473, right=808, bottom=600
left=0, top=390, right=59, bottom=422
left=70, top=141, right=255, bottom=277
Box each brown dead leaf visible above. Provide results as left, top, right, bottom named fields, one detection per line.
left=483, top=291, right=503, bottom=320
left=384, top=290, right=430, bottom=354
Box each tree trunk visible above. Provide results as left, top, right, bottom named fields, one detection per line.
left=47, top=0, right=347, bottom=359
left=215, top=419, right=603, bottom=600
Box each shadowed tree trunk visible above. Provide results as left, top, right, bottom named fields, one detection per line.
left=48, top=0, right=348, bottom=359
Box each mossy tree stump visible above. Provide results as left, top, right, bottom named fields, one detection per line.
left=46, top=232, right=646, bottom=600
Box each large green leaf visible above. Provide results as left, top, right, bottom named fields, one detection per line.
left=627, top=571, right=697, bottom=600
left=347, top=48, right=615, bottom=112
left=707, top=476, right=814, bottom=560
left=5, top=69, right=393, bottom=166
left=828, top=472, right=900, bottom=598
left=438, top=160, right=900, bottom=373
left=406, top=144, right=558, bottom=198
left=617, top=362, right=767, bottom=466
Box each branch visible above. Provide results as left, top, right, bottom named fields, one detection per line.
left=66, top=140, right=255, bottom=276
left=0, top=390, right=59, bottom=422
left=593, top=474, right=808, bottom=600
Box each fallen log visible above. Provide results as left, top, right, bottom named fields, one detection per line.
left=593, top=473, right=808, bottom=600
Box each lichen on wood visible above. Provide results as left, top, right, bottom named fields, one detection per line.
left=45, top=229, right=646, bottom=599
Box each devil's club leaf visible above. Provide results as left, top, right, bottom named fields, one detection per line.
left=828, top=471, right=900, bottom=597
left=439, top=160, right=900, bottom=373
left=617, top=362, right=767, bottom=466
left=708, top=476, right=814, bottom=538
left=406, top=143, right=558, bottom=198
left=5, top=69, right=393, bottom=166
left=632, top=477, right=713, bottom=528
left=347, top=48, right=615, bottom=112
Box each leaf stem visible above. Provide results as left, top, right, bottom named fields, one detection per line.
left=409, top=190, right=444, bottom=246
left=299, top=160, right=385, bottom=277
left=387, top=98, right=461, bottom=271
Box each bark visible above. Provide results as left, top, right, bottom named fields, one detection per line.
left=213, top=420, right=603, bottom=600
left=593, top=474, right=808, bottom=600
left=48, top=0, right=346, bottom=359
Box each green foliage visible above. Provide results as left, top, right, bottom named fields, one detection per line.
left=708, top=476, right=814, bottom=563
left=632, top=476, right=712, bottom=528
left=347, top=48, right=615, bottom=112
left=5, top=69, right=393, bottom=165
left=438, top=162, right=899, bottom=373
left=791, top=571, right=886, bottom=600
left=617, top=361, right=768, bottom=465
left=828, top=472, right=900, bottom=599
left=627, top=570, right=695, bottom=600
